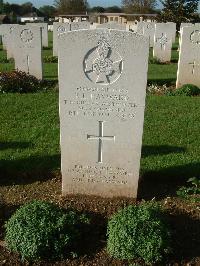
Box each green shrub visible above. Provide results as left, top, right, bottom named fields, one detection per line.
left=176, top=177, right=200, bottom=202
left=0, top=57, right=13, bottom=63
left=0, top=71, right=45, bottom=93
left=43, top=55, right=58, bottom=63
left=5, top=200, right=89, bottom=261
left=169, top=84, right=200, bottom=96
left=107, top=202, right=171, bottom=264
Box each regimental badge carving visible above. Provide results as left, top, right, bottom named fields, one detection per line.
left=20, top=29, right=33, bottom=43
left=57, top=25, right=67, bottom=35
left=9, top=26, right=14, bottom=34
left=83, top=37, right=123, bottom=85
left=147, top=24, right=153, bottom=30
left=190, top=30, right=200, bottom=45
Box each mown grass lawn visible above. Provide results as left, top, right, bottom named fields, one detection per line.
left=0, top=92, right=199, bottom=198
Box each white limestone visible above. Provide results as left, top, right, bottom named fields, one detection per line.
left=167, top=22, right=176, bottom=43
left=96, top=22, right=126, bottom=30
left=13, top=25, right=43, bottom=79
left=53, top=23, right=70, bottom=56
left=58, top=29, right=149, bottom=198
left=70, top=21, right=90, bottom=31
left=142, top=22, right=156, bottom=47
left=153, top=23, right=173, bottom=62
left=176, top=26, right=200, bottom=88
left=27, top=23, right=48, bottom=47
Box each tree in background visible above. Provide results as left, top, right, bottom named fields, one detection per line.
left=159, top=0, right=199, bottom=26
left=54, top=0, right=88, bottom=14
left=122, top=0, right=157, bottom=14
left=89, top=6, right=105, bottom=13
left=0, top=0, right=4, bottom=14
left=39, top=5, right=56, bottom=18
left=105, top=6, right=122, bottom=13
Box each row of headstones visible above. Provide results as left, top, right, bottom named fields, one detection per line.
left=0, top=22, right=199, bottom=198
left=53, top=21, right=176, bottom=63
left=0, top=21, right=199, bottom=89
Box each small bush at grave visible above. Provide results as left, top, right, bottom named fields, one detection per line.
left=168, top=84, right=200, bottom=96
left=0, top=71, right=56, bottom=93
left=43, top=55, right=58, bottom=63
left=0, top=71, right=44, bottom=93
left=0, top=57, right=14, bottom=63
left=176, top=177, right=200, bottom=202
left=5, top=200, right=89, bottom=261
left=107, top=202, right=171, bottom=264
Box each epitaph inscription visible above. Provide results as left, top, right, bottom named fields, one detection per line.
left=64, top=86, right=138, bottom=120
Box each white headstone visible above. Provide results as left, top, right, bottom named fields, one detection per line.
left=167, top=22, right=176, bottom=43
left=96, top=22, right=126, bottom=30
left=180, top=23, right=193, bottom=31
left=27, top=23, right=48, bottom=47
left=153, top=23, right=173, bottom=62
left=6, top=25, right=18, bottom=59
left=70, top=21, right=90, bottom=31
left=58, top=29, right=149, bottom=198
left=53, top=23, right=70, bottom=56
left=176, top=26, right=200, bottom=88
left=142, top=22, right=156, bottom=47
left=13, top=26, right=43, bottom=79
left=53, top=22, right=90, bottom=56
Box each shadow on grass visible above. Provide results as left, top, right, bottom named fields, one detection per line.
left=138, top=162, right=200, bottom=200
left=148, top=78, right=176, bottom=86
left=0, top=141, right=31, bottom=151
left=0, top=154, right=60, bottom=186
left=142, top=145, right=186, bottom=157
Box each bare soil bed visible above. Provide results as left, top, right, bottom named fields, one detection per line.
left=0, top=174, right=200, bottom=266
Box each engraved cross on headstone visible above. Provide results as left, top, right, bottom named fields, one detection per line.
left=156, top=33, right=168, bottom=50
left=189, top=60, right=200, bottom=75
left=87, top=121, right=115, bottom=163
left=26, top=55, right=30, bottom=74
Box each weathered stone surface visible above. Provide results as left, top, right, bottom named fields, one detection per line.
left=96, top=22, right=126, bottom=30
left=167, top=22, right=176, bottom=43
left=58, top=29, right=149, bottom=198
left=53, top=23, right=70, bottom=56
left=153, top=23, right=173, bottom=62
left=27, top=23, right=48, bottom=47
left=70, top=21, right=90, bottom=31
left=176, top=26, right=200, bottom=88
left=13, top=25, right=43, bottom=79
left=142, top=22, right=156, bottom=47
left=53, top=22, right=90, bottom=56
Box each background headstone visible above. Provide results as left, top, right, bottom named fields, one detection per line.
left=27, top=23, right=48, bottom=47
left=167, top=22, right=177, bottom=43
left=53, top=22, right=70, bottom=56
left=96, top=22, right=126, bottom=30
left=153, top=23, right=173, bottom=62
left=176, top=26, right=200, bottom=88
left=70, top=21, right=90, bottom=31
left=58, top=29, right=149, bottom=198
left=142, top=22, right=156, bottom=47
left=13, top=25, right=43, bottom=79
